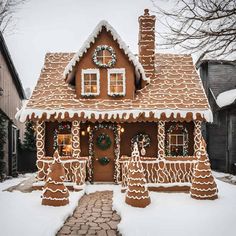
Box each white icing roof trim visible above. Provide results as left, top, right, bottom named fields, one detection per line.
left=15, top=107, right=213, bottom=123
left=216, top=89, right=236, bottom=108
left=63, top=20, right=149, bottom=83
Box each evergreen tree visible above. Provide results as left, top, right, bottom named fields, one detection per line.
left=22, top=121, right=36, bottom=151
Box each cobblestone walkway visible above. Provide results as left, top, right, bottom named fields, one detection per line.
left=57, top=191, right=121, bottom=236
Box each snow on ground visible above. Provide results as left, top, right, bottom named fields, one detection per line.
left=0, top=173, right=33, bottom=191
left=84, top=180, right=236, bottom=236
left=112, top=180, right=236, bottom=236
left=0, top=175, right=84, bottom=236
left=1, top=174, right=236, bottom=236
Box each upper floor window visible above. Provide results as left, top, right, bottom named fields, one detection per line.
left=166, top=123, right=189, bottom=156
left=81, top=69, right=100, bottom=96
left=93, top=45, right=116, bottom=68
left=108, top=68, right=126, bottom=96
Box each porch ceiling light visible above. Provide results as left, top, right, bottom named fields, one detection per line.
left=120, top=127, right=125, bottom=133
left=87, top=126, right=91, bottom=133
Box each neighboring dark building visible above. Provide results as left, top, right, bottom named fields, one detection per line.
left=197, top=59, right=236, bottom=173
left=0, top=32, right=26, bottom=177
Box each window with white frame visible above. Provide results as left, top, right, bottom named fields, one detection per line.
left=108, top=68, right=125, bottom=96
left=166, top=123, right=189, bottom=156
left=12, top=126, right=17, bottom=155
left=81, top=69, right=100, bottom=96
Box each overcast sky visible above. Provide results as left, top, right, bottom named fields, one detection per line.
left=4, top=0, right=171, bottom=91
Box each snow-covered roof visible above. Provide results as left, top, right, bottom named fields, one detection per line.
left=63, top=20, right=149, bottom=83
left=216, top=89, right=236, bottom=108
left=15, top=53, right=212, bottom=123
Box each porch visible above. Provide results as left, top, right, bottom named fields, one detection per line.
left=33, top=120, right=203, bottom=191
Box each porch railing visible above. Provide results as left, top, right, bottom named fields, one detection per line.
left=119, top=156, right=197, bottom=189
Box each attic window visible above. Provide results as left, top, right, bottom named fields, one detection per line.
left=81, top=69, right=100, bottom=96
left=93, top=45, right=116, bottom=68
left=108, top=68, right=126, bottom=96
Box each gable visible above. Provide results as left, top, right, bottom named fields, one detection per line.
left=64, top=20, right=148, bottom=84
left=73, top=28, right=136, bottom=99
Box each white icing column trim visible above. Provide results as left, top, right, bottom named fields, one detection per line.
left=81, top=69, right=100, bottom=96
left=36, top=121, right=45, bottom=160
left=157, top=121, right=165, bottom=159
left=194, top=120, right=202, bottom=156
left=72, top=120, right=81, bottom=159
left=107, top=68, right=126, bottom=96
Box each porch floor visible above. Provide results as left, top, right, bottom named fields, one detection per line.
left=57, top=191, right=121, bottom=236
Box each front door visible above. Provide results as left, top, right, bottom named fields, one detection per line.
left=93, top=127, right=115, bottom=182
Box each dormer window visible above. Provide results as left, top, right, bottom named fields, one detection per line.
left=108, top=68, right=126, bottom=96
left=81, top=69, right=100, bottom=96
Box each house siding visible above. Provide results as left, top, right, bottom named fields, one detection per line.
left=200, top=61, right=236, bottom=173
left=0, top=52, right=25, bottom=140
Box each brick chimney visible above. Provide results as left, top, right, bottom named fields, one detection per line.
left=138, top=9, right=156, bottom=79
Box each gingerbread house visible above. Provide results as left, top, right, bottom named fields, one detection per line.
left=16, top=9, right=214, bottom=193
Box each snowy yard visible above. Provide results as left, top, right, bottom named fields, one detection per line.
left=0, top=174, right=85, bottom=236
left=0, top=174, right=236, bottom=236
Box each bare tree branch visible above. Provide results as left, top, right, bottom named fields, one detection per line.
left=152, top=0, right=236, bottom=59
left=0, top=0, right=27, bottom=33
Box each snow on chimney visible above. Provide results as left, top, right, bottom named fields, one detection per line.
left=138, top=9, right=156, bottom=79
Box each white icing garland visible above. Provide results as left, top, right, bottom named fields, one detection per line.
left=190, top=192, right=218, bottom=198
left=126, top=194, right=150, bottom=200
left=190, top=187, right=217, bottom=192
left=42, top=187, right=68, bottom=194
left=42, top=196, right=69, bottom=201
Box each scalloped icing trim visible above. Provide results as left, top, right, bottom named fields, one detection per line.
left=16, top=107, right=213, bottom=123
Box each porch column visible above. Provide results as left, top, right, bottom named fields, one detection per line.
left=36, top=121, right=45, bottom=159
left=157, top=121, right=165, bottom=159
left=194, top=120, right=202, bottom=156
left=71, top=120, right=81, bottom=158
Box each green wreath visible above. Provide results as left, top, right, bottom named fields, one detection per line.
left=96, top=133, right=112, bottom=150
left=98, top=156, right=110, bottom=165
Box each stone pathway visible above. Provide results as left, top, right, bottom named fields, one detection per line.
left=57, top=191, right=121, bottom=236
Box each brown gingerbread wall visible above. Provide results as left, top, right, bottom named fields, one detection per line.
left=74, top=28, right=136, bottom=100
left=120, top=122, right=158, bottom=157
left=44, top=121, right=194, bottom=158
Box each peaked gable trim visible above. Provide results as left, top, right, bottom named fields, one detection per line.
left=63, top=20, right=149, bottom=83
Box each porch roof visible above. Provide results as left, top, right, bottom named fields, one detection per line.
left=16, top=53, right=212, bottom=122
